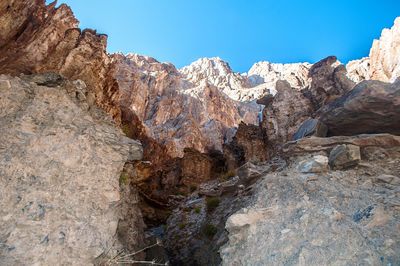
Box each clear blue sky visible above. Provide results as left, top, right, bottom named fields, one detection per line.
left=49, top=0, right=399, bottom=72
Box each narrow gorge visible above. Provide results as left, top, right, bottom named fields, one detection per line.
left=0, top=1, right=399, bottom=265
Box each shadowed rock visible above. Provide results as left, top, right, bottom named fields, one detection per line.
left=319, top=79, right=400, bottom=136
left=292, top=118, right=328, bottom=140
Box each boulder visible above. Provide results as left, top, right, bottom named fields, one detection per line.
left=297, top=155, right=329, bottom=173
left=319, top=79, right=400, bottom=136
left=256, top=94, right=274, bottom=106
left=292, top=119, right=328, bottom=140
left=329, top=144, right=361, bottom=169
left=0, top=75, right=144, bottom=265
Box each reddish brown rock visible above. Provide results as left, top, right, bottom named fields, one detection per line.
left=0, top=0, right=121, bottom=122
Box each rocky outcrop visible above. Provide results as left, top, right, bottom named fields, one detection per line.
left=346, top=17, right=400, bottom=83
left=112, top=54, right=260, bottom=157
left=261, top=80, right=313, bottom=147
left=303, top=56, right=355, bottom=111
left=0, top=0, right=121, bottom=123
left=319, top=79, right=400, bottom=136
left=0, top=74, right=144, bottom=265
left=369, top=17, right=400, bottom=82
left=247, top=61, right=311, bottom=94
left=346, top=57, right=371, bottom=82
left=224, top=122, right=269, bottom=170
left=283, top=134, right=400, bottom=155
left=221, top=134, right=400, bottom=265
left=292, top=118, right=328, bottom=140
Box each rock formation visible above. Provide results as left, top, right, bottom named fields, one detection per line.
left=0, top=0, right=121, bottom=123
left=369, top=17, right=400, bottom=82
left=303, top=56, right=355, bottom=110
left=221, top=134, right=400, bottom=265
left=261, top=80, right=313, bottom=147
left=346, top=57, right=371, bottom=82
left=346, top=17, right=400, bottom=83
left=111, top=53, right=260, bottom=158
left=0, top=74, right=144, bottom=265
left=224, top=122, right=269, bottom=170
left=1, top=1, right=400, bottom=265
left=319, top=79, right=400, bottom=136
left=247, top=61, right=311, bottom=92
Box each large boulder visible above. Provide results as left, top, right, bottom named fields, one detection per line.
left=328, top=144, right=361, bottom=169
left=319, top=79, right=400, bottom=136
left=297, top=155, right=329, bottom=173
left=0, top=75, right=144, bottom=265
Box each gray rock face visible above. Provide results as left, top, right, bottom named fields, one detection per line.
left=329, top=144, right=361, bottom=170
left=292, top=119, right=328, bottom=140
left=221, top=135, right=400, bottom=266
left=319, top=79, right=400, bottom=136
left=0, top=75, right=144, bottom=265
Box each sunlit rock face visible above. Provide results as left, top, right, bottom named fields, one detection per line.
left=0, top=74, right=144, bottom=265
left=346, top=57, right=371, bottom=83
left=247, top=61, right=312, bottom=93
left=0, top=0, right=121, bottom=122
left=111, top=54, right=316, bottom=157
left=346, top=17, right=400, bottom=83
left=369, top=17, right=400, bottom=82
left=112, top=54, right=262, bottom=157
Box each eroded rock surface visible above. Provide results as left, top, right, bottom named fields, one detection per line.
left=0, top=0, right=121, bottom=122
left=224, top=122, right=269, bottom=170
left=346, top=17, right=400, bottom=83
left=261, top=80, right=313, bottom=147
left=0, top=75, right=144, bottom=265
left=303, top=56, right=355, bottom=111
left=369, top=17, right=400, bottom=82
left=319, top=79, right=400, bottom=136
left=221, top=134, right=400, bottom=266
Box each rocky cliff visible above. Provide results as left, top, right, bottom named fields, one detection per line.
left=0, top=0, right=314, bottom=159
left=1, top=1, right=400, bottom=265
left=347, top=17, right=400, bottom=83
left=0, top=0, right=122, bottom=123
